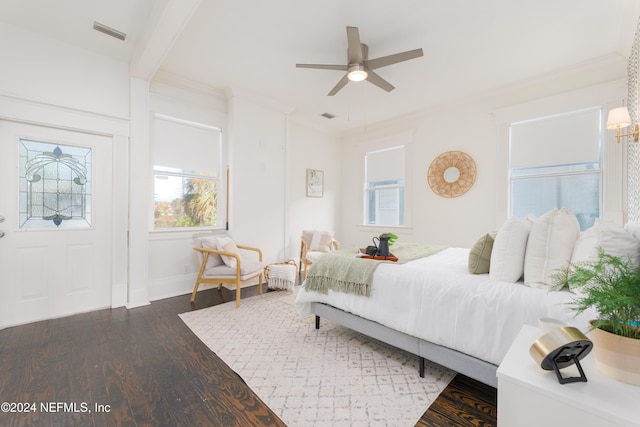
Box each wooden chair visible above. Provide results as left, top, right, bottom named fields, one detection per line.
left=191, top=236, right=263, bottom=308
left=299, top=230, right=340, bottom=279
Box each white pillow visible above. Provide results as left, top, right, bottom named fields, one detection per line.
left=304, top=230, right=334, bottom=252
left=200, top=237, right=224, bottom=269
left=490, top=215, right=535, bottom=283
left=217, top=236, right=241, bottom=268
left=524, top=208, right=580, bottom=289
left=624, top=222, right=640, bottom=244
left=573, top=220, right=640, bottom=266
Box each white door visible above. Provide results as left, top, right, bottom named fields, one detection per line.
left=0, top=120, right=113, bottom=328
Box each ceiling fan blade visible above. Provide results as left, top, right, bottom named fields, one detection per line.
left=346, top=26, right=364, bottom=64
left=328, top=74, right=350, bottom=96
left=296, top=64, right=348, bottom=71
left=365, top=48, right=424, bottom=70
left=365, top=70, right=395, bottom=92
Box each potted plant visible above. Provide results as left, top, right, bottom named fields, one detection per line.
left=554, top=248, right=640, bottom=385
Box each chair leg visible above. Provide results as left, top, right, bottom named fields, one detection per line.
left=235, top=284, right=241, bottom=308
left=190, top=282, right=200, bottom=302
left=258, top=273, right=263, bottom=295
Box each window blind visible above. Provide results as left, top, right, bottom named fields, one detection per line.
left=510, top=108, right=601, bottom=169
left=366, top=146, right=404, bottom=182
left=153, top=116, right=220, bottom=174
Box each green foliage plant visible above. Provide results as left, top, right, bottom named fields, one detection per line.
left=553, top=248, right=640, bottom=339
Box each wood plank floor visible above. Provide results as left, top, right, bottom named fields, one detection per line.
left=0, top=285, right=497, bottom=426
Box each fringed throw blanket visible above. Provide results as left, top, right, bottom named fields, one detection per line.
left=305, top=243, right=445, bottom=297
left=267, top=264, right=297, bottom=290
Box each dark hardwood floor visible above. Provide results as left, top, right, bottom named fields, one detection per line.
left=0, top=285, right=497, bottom=426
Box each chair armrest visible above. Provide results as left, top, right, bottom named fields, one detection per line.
left=236, top=244, right=263, bottom=262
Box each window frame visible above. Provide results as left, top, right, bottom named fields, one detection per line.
left=151, top=114, right=223, bottom=231
left=361, top=135, right=412, bottom=229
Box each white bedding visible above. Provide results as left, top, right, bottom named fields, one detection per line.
left=295, top=247, right=596, bottom=365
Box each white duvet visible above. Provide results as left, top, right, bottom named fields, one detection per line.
left=295, top=247, right=596, bottom=365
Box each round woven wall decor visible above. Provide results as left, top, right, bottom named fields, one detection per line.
left=427, top=151, right=477, bottom=198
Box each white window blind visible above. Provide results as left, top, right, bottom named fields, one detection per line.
left=366, top=146, right=404, bottom=182
left=510, top=108, right=601, bottom=169
left=153, top=116, right=220, bottom=174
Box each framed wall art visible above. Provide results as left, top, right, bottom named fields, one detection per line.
left=306, top=169, right=324, bottom=197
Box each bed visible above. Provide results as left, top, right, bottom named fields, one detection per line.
left=295, top=246, right=596, bottom=388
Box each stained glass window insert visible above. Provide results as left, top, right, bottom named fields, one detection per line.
left=19, top=139, right=92, bottom=229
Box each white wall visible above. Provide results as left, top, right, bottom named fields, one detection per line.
left=226, top=95, right=290, bottom=265
left=145, top=91, right=343, bottom=300
left=145, top=78, right=230, bottom=301
left=340, top=63, right=628, bottom=250
left=0, top=22, right=130, bottom=118
left=340, top=103, right=499, bottom=249
left=288, top=122, right=342, bottom=256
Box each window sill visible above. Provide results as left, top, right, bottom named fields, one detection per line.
left=356, top=224, right=413, bottom=232
left=149, top=227, right=227, bottom=241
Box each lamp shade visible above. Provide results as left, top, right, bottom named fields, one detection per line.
left=607, top=107, right=632, bottom=130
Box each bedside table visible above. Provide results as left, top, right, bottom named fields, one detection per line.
left=497, top=325, right=640, bottom=426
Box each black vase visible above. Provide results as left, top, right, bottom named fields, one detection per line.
left=375, top=236, right=390, bottom=257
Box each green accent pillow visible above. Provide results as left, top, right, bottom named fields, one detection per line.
left=468, top=232, right=496, bottom=274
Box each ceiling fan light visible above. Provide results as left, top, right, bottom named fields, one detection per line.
left=348, top=65, right=368, bottom=82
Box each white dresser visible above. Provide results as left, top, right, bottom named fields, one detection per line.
left=497, top=325, right=640, bottom=427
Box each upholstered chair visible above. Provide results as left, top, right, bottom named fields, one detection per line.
left=299, top=230, right=340, bottom=279
left=191, top=235, right=263, bottom=308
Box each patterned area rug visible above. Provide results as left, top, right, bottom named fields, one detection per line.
left=179, top=290, right=455, bottom=426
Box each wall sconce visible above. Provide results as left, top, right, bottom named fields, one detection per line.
left=607, top=107, right=639, bottom=143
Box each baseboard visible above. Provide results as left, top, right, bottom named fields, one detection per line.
left=149, top=274, right=265, bottom=302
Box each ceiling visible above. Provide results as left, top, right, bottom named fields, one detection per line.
left=2, top=0, right=640, bottom=133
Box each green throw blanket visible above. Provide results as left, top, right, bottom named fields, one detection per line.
left=304, top=243, right=445, bottom=297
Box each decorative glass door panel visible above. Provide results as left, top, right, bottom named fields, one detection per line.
left=19, top=140, right=92, bottom=229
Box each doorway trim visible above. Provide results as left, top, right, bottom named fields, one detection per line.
left=0, top=93, right=130, bottom=309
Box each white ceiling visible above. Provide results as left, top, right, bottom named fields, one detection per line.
left=2, top=0, right=639, bottom=133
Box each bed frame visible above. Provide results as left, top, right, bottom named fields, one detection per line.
left=311, top=302, right=498, bottom=388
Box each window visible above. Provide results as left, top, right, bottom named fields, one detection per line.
left=19, top=140, right=92, bottom=229
left=153, top=115, right=221, bottom=229
left=364, top=146, right=405, bottom=226
left=509, top=107, right=602, bottom=230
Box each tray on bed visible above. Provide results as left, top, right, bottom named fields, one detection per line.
left=358, top=248, right=398, bottom=262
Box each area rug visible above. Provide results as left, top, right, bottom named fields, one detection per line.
left=179, top=290, right=455, bottom=426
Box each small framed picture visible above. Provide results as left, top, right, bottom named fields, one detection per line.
left=306, top=169, right=324, bottom=198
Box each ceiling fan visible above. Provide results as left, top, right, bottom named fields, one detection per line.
left=296, top=26, right=423, bottom=96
